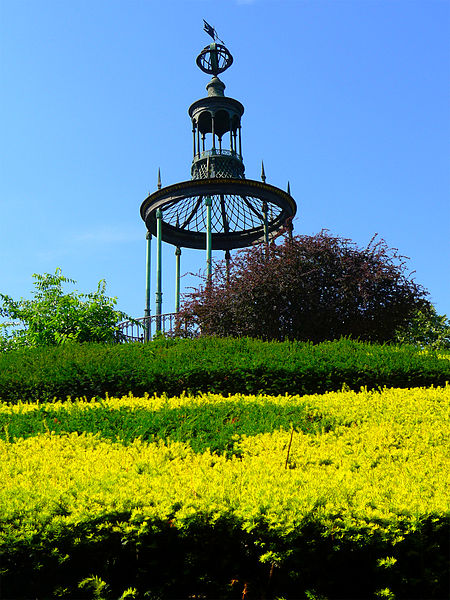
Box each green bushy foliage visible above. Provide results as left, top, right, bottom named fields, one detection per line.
left=0, top=269, right=130, bottom=349
left=396, top=304, right=450, bottom=350
left=179, top=232, right=429, bottom=343
left=0, top=393, right=333, bottom=455
left=0, top=337, right=448, bottom=403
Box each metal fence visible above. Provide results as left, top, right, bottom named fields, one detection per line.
left=117, top=313, right=194, bottom=342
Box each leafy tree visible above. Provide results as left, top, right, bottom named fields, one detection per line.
left=0, top=269, right=129, bottom=349
left=179, top=231, right=429, bottom=343
left=395, top=304, right=450, bottom=350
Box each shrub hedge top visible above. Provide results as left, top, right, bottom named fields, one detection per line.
left=0, top=337, right=448, bottom=403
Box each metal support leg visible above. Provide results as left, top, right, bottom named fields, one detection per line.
left=205, top=196, right=212, bottom=284
left=175, top=246, right=181, bottom=312
left=262, top=201, right=269, bottom=246
left=225, top=249, right=231, bottom=284
left=156, top=208, right=163, bottom=333
left=144, top=231, right=151, bottom=341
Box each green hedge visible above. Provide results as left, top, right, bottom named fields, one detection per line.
left=0, top=337, right=448, bottom=402
left=3, top=509, right=448, bottom=599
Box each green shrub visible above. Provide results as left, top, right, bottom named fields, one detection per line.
left=179, top=233, right=429, bottom=343
left=0, top=269, right=130, bottom=349
left=0, top=337, right=448, bottom=403
left=396, top=304, right=450, bottom=350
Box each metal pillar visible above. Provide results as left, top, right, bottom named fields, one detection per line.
left=175, top=246, right=181, bottom=312
left=225, top=249, right=231, bottom=284
left=155, top=208, right=163, bottom=332
left=205, top=196, right=212, bottom=284
left=262, top=201, right=269, bottom=245
left=211, top=114, right=215, bottom=149
left=144, top=231, right=152, bottom=341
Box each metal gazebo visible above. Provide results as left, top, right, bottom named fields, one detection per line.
left=125, top=25, right=297, bottom=339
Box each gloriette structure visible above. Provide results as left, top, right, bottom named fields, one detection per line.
left=137, top=25, right=297, bottom=336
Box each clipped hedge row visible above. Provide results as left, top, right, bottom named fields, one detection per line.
left=1, top=386, right=449, bottom=599
left=0, top=337, right=449, bottom=403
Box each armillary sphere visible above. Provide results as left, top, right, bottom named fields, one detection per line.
left=140, top=178, right=296, bottom=251
left=196, top=43, right=233, bottom=76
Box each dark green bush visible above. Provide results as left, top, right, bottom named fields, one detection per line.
left=0, top=337, right=448, bottom=403
left=2, top=510, right=448, bottom=599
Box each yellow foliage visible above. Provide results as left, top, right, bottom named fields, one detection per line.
left=1, top=386, right=449, bottom=543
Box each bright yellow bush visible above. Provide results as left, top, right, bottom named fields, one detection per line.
left=1, top=386, right=449, bottom=544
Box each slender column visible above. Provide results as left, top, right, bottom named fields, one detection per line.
left=197, top=125, right=200, bottom=157
left=155, top=208, right=163, bottom=332
left=175, top=246, right=181, bottom=312
left=144, top=231, right=152, bottom=341
left=211, top=113, right=215, bottom=150
left=287, top=182, right=293, bottom=240
left=238, top=125, right=242, bottom=157
left=218, top=136, right=222, bottom=152
left=229, top=120, right=233, bottom=153
left=205, top=196, right=212, bottom=284
left=233, top=130, right=237, bottom=154
left=202, top=134, right=205, bottom=152
left=262, top=201, right=269, bottom=246
left=225, top=249, right=231, bottom=284
left=192, top=122, right=196, bottom=157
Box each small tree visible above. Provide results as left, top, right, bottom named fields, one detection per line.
left=0, top=269, right=130, bottom=349
left=180, top=231, right=429, bottom=343
left=395, top=304, right=450, bottom=350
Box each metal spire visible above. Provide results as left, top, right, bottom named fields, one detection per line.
left=261, top=161, right=266, bottom=183
left=157, top=168, right=162, bottom=190
left=287, top=181, right=291, bottom=195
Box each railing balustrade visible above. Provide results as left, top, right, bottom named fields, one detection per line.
left=117, top=313, right=195, bottom=342
left=195, top=148, right=242, bottom=161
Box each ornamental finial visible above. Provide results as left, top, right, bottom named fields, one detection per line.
left=196, top=23, right=233, bottom=77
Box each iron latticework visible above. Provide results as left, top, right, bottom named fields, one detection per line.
left=140, top=37, right=297, bottom=251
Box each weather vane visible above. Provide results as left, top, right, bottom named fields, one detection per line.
left=203, top=19, right=225, bottom=45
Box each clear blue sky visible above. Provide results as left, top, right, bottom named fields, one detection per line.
left=1, top=0, right=449, bottom=320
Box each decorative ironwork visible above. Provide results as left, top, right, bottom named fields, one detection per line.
left=118, top=313, right=193, bottom=342
left=191, top=154, right=244, bottom=179
left=140, top=35, right=296, bottom=251
left=196, top=149, right=242, bottom=160
left=133, top=28, right=298, bottom=337
left=141, top=178, right=295, bottom=250
left=196, top=44, right=233, bottom=76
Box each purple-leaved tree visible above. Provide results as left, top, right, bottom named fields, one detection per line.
left=179, top=231, right=429, bottom=343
